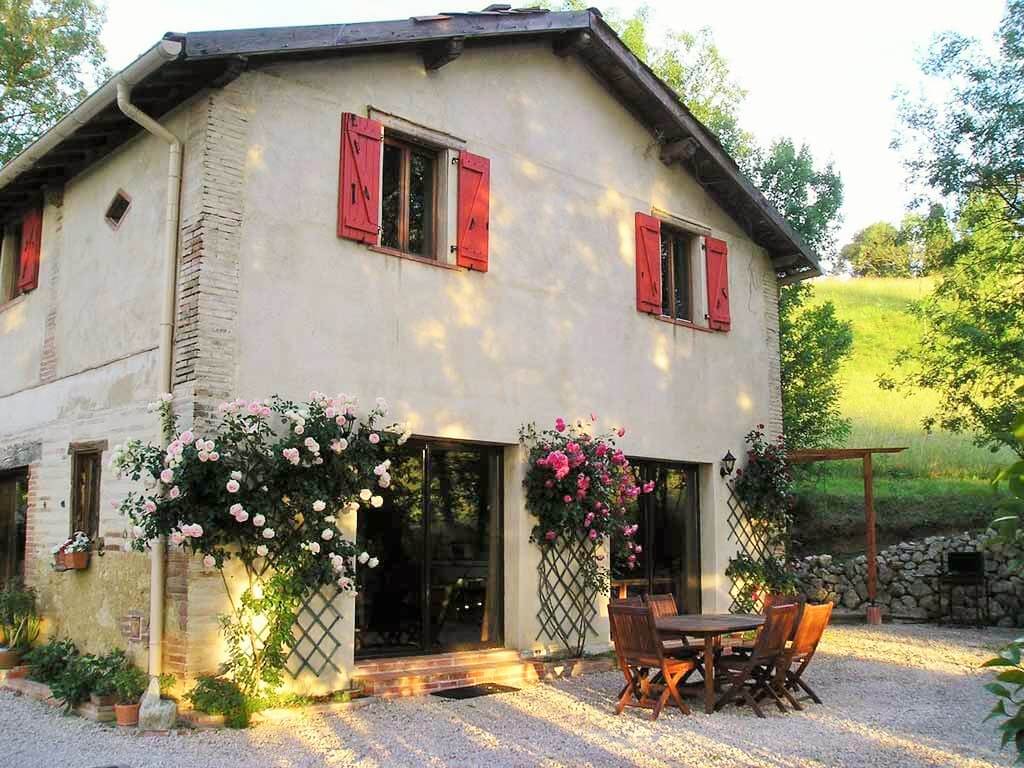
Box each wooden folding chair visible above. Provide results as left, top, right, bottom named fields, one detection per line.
left=714, top=603, right=798, bottom=718
left=775, top=601, right=833, bottom=710
left=609, top=596, right=643, bottom=700
left=608, top=604, right=696, bottom=720
left=726, top=593, right=805, bottom=656
left=643, top=593, right=704, bottom=678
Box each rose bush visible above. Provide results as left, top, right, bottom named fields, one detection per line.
left=112, top=391, right=408, bottom=698
left=730, top=425, right=794, bottom=535
left=520, top=416, right=652, bottom=591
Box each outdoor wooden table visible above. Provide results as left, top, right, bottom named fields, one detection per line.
left=655, top=613, right=765, bottom=714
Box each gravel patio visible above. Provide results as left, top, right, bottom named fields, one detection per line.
left=0, top=623, right=1015, bottom=767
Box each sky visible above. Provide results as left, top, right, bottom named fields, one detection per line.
left=101, top=0, right=1006, bottom=253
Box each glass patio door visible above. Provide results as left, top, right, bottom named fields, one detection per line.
left=0, top=470, right=28, bottom=586
left=355, top=441, right=503, bottom=658
left=612, top=462, right=701, bottom=613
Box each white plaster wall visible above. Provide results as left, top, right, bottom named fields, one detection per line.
left=230, top=42, right=778, bottom=645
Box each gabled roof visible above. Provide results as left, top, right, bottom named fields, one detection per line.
left=0, top=6, right=820, bottom=281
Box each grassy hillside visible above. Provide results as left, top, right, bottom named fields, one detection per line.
left=808, top=276, right=1008, bottom=479
left=792, top=277, right=1019, bottom=554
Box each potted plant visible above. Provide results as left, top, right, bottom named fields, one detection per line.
left=87, top=649, right=128, bottom=706
left=112, top=664, right=148, bottom=726
left=0, top=583, right=41, bottom=669
left=53, top=531, right=91, bottom=570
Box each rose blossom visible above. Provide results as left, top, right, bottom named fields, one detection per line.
left=252, top=514, right=266, bottom=527
left=209, top=452, right=220, bottom=462
left=160, top=468, right=174, bottom=484
left=180, top=431, right=195, bottom=445
left=307, top=541, right=321, bottom=554
left=312, top=500, right=326, bottom=512
left=555, top=417, right=566, bottom=432
left=262, top=528, right=275, bottom=539
left=203, top=554, right=216, bottom=568
left=256, top=544, right=269, bottom=557
left=368, top=557, right=379, bottom=569
left=370, top=495, right=383, bottom=508
left=169, top=486, right=181, bottom=500
left=143, top=500, right=157, bottom=514
left=368, top=433, right=380, bottom=444
left=226, top=479, right=240, bottom=493
left=359, top=489, right=372, bottom=501
left=321, top=528, right=335, bottom=541
left=358, top=552, right=370, bottom=564
left=544, top=530, right=557, bottom=542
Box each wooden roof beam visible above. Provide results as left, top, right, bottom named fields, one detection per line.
left=553, top=30, right=591, bottom=58
left=421, top=37, right=464, bottom=71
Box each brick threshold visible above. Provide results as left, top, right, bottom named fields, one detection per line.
left=352, top=648, right=539, bottom=699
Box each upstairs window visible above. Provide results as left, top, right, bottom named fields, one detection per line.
left=660, top=227, right=696, bottom=322
left=381, top=138, right=438, bottom=259
left=105, top=190, right=131, bottom=229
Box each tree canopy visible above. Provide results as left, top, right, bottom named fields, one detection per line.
left=0, top=0, right=107, bottom=165
left=885, top=0, right=1024, bottom=457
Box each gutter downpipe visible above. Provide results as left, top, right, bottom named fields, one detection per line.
left=115, top=72, right=183, bottom=685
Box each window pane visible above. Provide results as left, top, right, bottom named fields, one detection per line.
left=381, top=144, right=402, bottom=250
left=673, top=234, right=691, bottom=321
left=660, top=231, right=672, bottom=316
left=408, top=150, right=435, bottom=257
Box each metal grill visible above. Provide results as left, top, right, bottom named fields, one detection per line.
left=535, top=534, right=600, bottom=656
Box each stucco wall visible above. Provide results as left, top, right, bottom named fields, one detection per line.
left=0, top=106, right=196, bottom=667
left=219, top=42, right=780, bottom=655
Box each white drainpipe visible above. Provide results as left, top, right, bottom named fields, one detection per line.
left=115, top=79, right=183, bottom=681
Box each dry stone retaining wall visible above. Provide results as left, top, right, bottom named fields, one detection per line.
left=794, top=529, right=1024, bottom=626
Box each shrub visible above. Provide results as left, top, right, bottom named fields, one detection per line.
left=50, top=655, right=95, bottom=711
left=185, top=675, right=250, bottom=728
left=82, top=650, right=130, bottom=698
left=0, top=582, right=40, bottom=652
left=112, top=664, right=148, bottom=705
left=23, top=637, right=77, bottom=684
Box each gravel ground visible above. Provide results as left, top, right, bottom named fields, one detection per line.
left=0, top=623, right=1017, bottom=768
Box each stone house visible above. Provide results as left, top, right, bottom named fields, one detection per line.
left=0, top=8, right=819, bottom=694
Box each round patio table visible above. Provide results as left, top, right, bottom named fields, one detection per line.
left=655, top=613, right=765, bottom=714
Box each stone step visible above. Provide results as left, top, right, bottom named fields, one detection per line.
left=353, top=651, right=539, bottom=698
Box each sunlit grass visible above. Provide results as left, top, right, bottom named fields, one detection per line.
left=808, top=276, right=1012, bottom=479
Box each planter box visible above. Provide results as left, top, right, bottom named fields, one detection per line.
left=2, top=677, right=60, bottom=707
left=61, top=551, right=90, bottom=570
left=0, top=648, right=22, bottom=670
left=90, top=692, right=116, bottom=706
left=75, top=700, right=115, bottom=723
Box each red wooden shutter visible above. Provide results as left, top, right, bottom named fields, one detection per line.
left=634, top=212, right=661, bottom=314
left=17, top=207, right=42, bottom=293
left=705, top=236, right=731, bottom=331
left=337, top=113, right=382, bottom=244
left=457, top=151, right=490, bottom=271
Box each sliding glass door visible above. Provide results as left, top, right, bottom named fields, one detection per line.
left=355, top=441, right=503, bottom=658
left=611, top=462, right=701, bottom=613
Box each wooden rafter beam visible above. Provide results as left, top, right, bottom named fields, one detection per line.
left=553, top=30, right=591, bottom=58
left=421, top=37, right=464, bottom=70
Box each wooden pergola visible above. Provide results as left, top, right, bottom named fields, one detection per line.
left=788, top=447, right=907, bottom=613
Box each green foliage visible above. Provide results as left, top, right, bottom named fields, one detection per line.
left=185, top=675, right=251, bottom=728
left=899, top=205, right=954, bottom=275
left=779, top=282, right=853, bottom=450
left=111, top=664, right=148, bottom=705
left=749, top=139, right=844, bottom=256
left=725, top=554, right=796, bottom=614
left=49, top=654, right=94, bottom=711
left=881, top=197, right=1024, bottom=458
left=0, top=0, right=108, bottom=164
left=23, top=636, right=76, bottom=684
left=79, top=649, right=129, bottom=698
left=838, top=222, right=914, bottom=277
left=0, top=582, right=40, bottom=651
left=731, top=426, right=795, bottom=535
left=895, top=0, right=1024, bottom=235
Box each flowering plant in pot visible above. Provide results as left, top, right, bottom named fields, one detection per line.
left=520, top=416, right=653, bottom=592
left=0, top=582, right=40, bottom=669
left=111, top=664, right=148, bottom=726
left=112, top=391, right=403, bottom=703
left=52, top=531, right=91, bottom=570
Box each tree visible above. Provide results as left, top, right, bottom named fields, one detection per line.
left=898, top=205, right=954, bottom=275
left=837, top=222, right=914, bottom=277
left=886, top=0, right=1024, bottom=456
left=0, top=0, right=108, bottom=164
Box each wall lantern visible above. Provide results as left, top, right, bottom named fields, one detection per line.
left=720, top=450, right=736, bottom=477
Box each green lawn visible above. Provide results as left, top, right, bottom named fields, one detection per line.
left=791, top=276, right=1019, bottom=552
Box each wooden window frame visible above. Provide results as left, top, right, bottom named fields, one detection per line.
left=0, top=223, right=23, bottom=306
left=380, top=136, right=440, bottom=260
left=660, top=225, right=696, bottom=323
left=68, top=441, right=106, bottom=543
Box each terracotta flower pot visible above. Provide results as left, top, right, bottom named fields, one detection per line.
left=63, top=551, right=90, bottom=570
left=54, top=551, right=66, bottom=568
left=0, top=648, right=22, bottom=670
left=115, top=702, right=140, bottom=727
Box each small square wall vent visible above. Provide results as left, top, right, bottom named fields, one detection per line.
left=105, top=190, right=131, bottom=229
